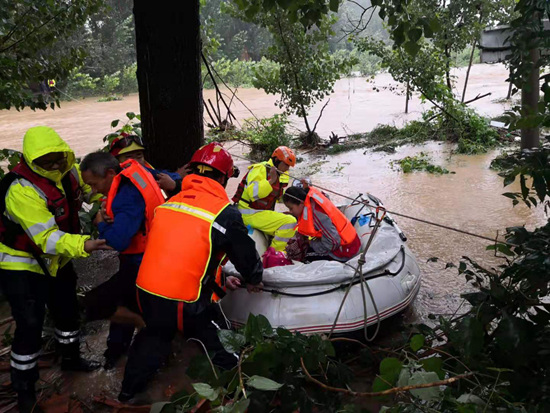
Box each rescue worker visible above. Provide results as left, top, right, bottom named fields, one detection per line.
left=232, top=146, right=297, bottom=252
left=283, top=186, right=361, bottom=262
left=0, top=127, right=110, bottom=413
left=119, top=143, right=263, bottom=402
left=80, top=152, right=165, bottom=369
left=108, top=133, right=186, bottom=196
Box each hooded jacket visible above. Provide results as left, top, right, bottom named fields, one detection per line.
left=0, top=127, right=94, bottom=276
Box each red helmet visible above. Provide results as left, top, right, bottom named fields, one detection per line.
left=272, top=146, right=296, bottom=167
left=190, top=142, right=236, bottom=177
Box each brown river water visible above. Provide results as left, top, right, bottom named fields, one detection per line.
left=0, top=63, right=547, bottom=405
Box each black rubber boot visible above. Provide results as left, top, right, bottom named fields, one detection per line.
left=61, top=357, right=101, bottom=372
left=58, top=341, right=101, bottom=372
left=17, top=390, right=44, bottom=413
left=104, top=349, right=124, bottom=370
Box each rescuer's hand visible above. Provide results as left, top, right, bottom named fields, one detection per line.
left=247, top=282, right=264, bottom=293
left=84, top=239, right=112, bottom=253
left=156, top=173, right=177, bottom=192
left=177, top=164, right=192, bottom=178
left=225, top=276, right=242, bottom=290
left=268, top=166, right=278, bottom=185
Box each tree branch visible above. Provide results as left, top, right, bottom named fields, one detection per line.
left=0, top=7, right=68, bottom=54
left=300, top=357, right=474, bottom=398
left=0, top=6, right=34, bottom=48
left=312, top=98, right=330, bottom=135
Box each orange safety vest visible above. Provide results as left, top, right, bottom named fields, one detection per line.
left=298, top=188, right=358, bottom=246
left=105, top=159, right=165, bottom=255
left=137, top=174, right=229, bottom=302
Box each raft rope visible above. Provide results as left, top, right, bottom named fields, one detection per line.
left=327, top=207, right=385, bottom=341
left=223, top=144, right=531, bottom=341
left=224, top=148, right=526, bottom=250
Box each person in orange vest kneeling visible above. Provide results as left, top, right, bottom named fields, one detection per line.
left=283, top=186, right=361, bottom=262
left=79, top=152, right=165, bottom=370
left=119, top=142, right=263, bottom=402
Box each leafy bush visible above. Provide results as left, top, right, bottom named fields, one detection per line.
left=118, top=63, right=138, bottom=95
left=64, top=71, right=100, bottom=97
left=391, top=152, right=453, bottom=174
left=242, top=114, right=293, bottom=160
left=0, top=149, right=21, bottom=179
left=203, top=58, right=259, bottom=89
left=101, top=71, right=121, bottom=96
left=102, top=112, right=142, bottom=151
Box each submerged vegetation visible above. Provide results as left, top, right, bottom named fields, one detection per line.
left=391, top=153, right=453, bottom=174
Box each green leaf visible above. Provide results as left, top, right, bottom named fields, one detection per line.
left=421, top=356, right=445, bottom=380
left=408, top=371, right=441, bottom=401
left=403, top=41, right=421, bottom=57
left=126, top=111, right=136, bottom=120
left=380, top=357, right=403, bottom=378
left=149, top=402, right=171, bottom=413
left=329, top=0, right=339, bottom=13
left=111, top=119, right=119, bottom=128
left=247, top=375, right=283, bottom=391
left=192, top=383, right=220, bottom=401
left=408, top=28, right=423, bottom=43
left=396, top=368, right=410, bottom=387
left=217, top=330, right=246, bottom=354
left=227, top=399, right=250, bottom=413
left=457, top=393, right=484, bottom=405
left=410, top=334, right=425, bottom=352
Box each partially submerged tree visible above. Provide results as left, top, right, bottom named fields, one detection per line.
left=0, top=0, right=103, bottom=110
left=228, top=5, right=353, bottom=144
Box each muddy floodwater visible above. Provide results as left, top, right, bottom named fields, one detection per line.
left=0, top=63, right=547, bottom=406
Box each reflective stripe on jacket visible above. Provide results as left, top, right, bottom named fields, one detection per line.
left=105, top=160, right=165, bottom=255
left=232, top=159, right=289, bottom=211
left=0, top=126, right=92, bottom=276
left=137, top=174, right=230, bottom=302
left=298, top=188, right=358, bottom=247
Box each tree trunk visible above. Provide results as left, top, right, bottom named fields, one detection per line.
left=133, top=0, right=203, bottom=170
left=461, top=40, right=477, bottom=103
left=520, top=47, right=540, bottom=150
left=506, top=67, right=513, bottom=100
left=405, top=81, right=410, bottom=114
left=445, top=44, right=452, bottom=90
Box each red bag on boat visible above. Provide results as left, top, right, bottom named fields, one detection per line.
left=285, top=233, right=309, bottom=262
left=262, top=247, right=293, bottom=268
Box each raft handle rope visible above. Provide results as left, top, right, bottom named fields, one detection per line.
left=328, top=206, right=386, bottom=342
left=249, top=246, right=406, bottom=298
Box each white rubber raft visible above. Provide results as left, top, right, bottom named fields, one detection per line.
left=222, top=194, right=422, bottom=334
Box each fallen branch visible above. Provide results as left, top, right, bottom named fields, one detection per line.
left=464, top=92, right=491, bottom=105
left=0, top=318, right=14, bottom=328
left=330, top=337, right=369, bottom=348
left=300, top=358, right=473, bottom=397
left=93, top=395, right=151, bottom=412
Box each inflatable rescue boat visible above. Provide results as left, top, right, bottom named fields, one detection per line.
left=222, top=194, right=421, bottom=334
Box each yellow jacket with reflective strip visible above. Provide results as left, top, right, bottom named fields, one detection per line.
left=0, top=127, right=95, bottom=276
left=237, top=159, right=290, bottom=210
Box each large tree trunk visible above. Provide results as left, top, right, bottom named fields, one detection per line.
left=133, top=0, right=203, bottom=170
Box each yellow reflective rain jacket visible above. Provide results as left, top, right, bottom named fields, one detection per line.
left=0, top=127, right=95, bottom=276
left=234, top=159, right=290, bottom=211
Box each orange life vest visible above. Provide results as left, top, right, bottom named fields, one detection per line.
left=136, top=174, right=229, bottom=302
left=105, top=159, right=165, bottom=255
left=298, top=188, right=358, bottom=246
